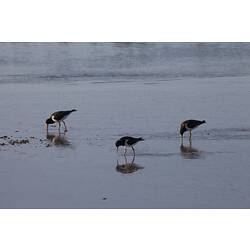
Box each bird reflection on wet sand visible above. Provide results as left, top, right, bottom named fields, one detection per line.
left=180, top=141, right=202, bottom=159
left=116, top=155, right=144, bottom=174
left=46, top=132, right=71, bottom=147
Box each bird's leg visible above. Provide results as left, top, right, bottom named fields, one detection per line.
left=189, top=131, right=192, bottom=141
left=181, top=135, right=183, bottom=144
left=132, top=153, right=135, bottom=163
left=132, top=146, right=135, bottom=157
left=189, top=139, right=192, bottom=148
left=124, top=154, right=128, bottom=164
left=58, top=122, right=61, bottom=133
left=124, top=146, right=127, bottom=156
left=62, top=121, right=68, bottom=132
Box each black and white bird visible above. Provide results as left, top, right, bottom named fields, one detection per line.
left=45, top=109, right=77, bottom=132
left=115, top=136, right=144, bottom=156
left=180, top=119, right=206, bottom=140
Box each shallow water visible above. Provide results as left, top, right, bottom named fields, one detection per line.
left=1, top=43, right=250, bottom=83
left=1, top=43, right=250, bottom=208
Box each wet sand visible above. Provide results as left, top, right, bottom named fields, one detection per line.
left=1, top=76, right=250, bottom=208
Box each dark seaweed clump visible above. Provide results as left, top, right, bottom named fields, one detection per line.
left=0, top=136, right=30, bottom=146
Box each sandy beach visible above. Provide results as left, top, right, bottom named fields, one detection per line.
left=1, top=73, right=250, bottom=208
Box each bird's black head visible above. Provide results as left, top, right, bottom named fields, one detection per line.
left=115, top=139, right=123, bottom=150
left=45, top=117, right=55, bottom=130
left=201, top=120, right=206, bottom=124
left=46, top=118, right=55, bottom=125
left=180, top=126, right=187, bottom=136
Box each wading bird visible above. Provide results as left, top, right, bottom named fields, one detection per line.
left=45, top=109, right=77, bottom=132
left=115, top=136, right=144, bottom=156
left=180, top=119, right=206, bottom=141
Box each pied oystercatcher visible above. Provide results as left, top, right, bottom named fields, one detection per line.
left=115, top=136, right=144, bottom=156
left=180, top=119, right=206, bottom=140
left=45, top=109, right=77, bottom=131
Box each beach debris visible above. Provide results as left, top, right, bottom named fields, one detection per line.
left=0, top=136, right=10, bottom=146
left=8, top=139, right=30, bottom=145
left=0, top=136, right=10, bottom=139
left=0, top=135, right=30, bottom=147
left=0, top=134, right=63, bottom=148
left=102, top=197, right=107, bottom=200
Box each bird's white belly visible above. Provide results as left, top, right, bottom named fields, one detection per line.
left=51, top=116, right=57, bottom=122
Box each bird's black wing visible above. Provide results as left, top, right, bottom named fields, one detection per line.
left=51, top=110, right=73, bottom=121
left=126, top=137, right=141, bottom=146
left=186, top=120, right=203, bottom=129
left=118, top=136, right=143, bottom=146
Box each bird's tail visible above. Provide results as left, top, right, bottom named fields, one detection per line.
left=137, top=137, right=145, bottom=141
left=71, top=109, right=77, bottom=112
